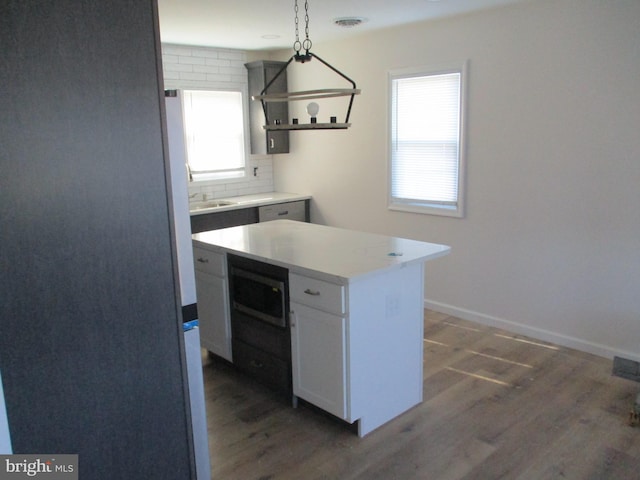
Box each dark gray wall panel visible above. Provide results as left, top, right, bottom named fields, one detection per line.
left=0, top=1, right=194, bottom=478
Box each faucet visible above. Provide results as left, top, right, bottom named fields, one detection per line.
left=189, top=192, right=206, bottom=202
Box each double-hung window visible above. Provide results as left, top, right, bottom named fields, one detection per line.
left=182, top=89, right=249, bottom=182
left=389, top=63, right=466, bottom=217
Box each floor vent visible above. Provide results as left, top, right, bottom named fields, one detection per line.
left=612, top=356, right=640, bottom=382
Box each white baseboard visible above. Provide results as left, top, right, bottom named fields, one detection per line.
left=424, top=299, right=640, bottom=363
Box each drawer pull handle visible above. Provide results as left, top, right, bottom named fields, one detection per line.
left=249, top=359, right=264, bottom=369
left=277, top=210, right=289, bottom=216
left=304, top=289, right=320, bottom=296
left=197, top=257, right=209, bottom=263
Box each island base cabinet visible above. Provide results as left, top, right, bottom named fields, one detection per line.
left=194, top=270, right=232, bottom=362
left=290, top=262, right=425, bottom=437
left=192, top=221, right=449, bottom=437
left=196, top=272, right=232, bottom=361
left=290, top=303, right=348, bottom=420
left=348, top=262, right=425, bottom=436
left=193, top=248, right=232, bottom=361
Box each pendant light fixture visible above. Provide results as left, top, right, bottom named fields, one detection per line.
left=252, top=0, right=361, bottom=130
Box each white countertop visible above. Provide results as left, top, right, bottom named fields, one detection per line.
left=192, top=220, right=450, bottom=283
left=189, top=192, right=311, bottom=216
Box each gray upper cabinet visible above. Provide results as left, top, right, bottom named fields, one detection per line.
left=246, top=60, right=289, bottom=154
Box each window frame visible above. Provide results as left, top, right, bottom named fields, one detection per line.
left=181, top=87, right=251, bottom=184
left=387, top=62, right=467, bottom=218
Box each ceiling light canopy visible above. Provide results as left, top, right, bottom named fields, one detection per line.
left=334, top=17, right=367, bottom=28
left=251, top=0, right=361, bottom=131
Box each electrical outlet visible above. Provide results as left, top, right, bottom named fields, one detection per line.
left=385, top=294, right=400, bottom=318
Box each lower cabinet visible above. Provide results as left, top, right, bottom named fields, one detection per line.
left=289, top=264, right=425, bottom=437
left=290, top=303, right=347, bottom=419
left=193, top=248, right=232, bottom=361
left=190, top=207, right=258, bottom=234
left=190, top=199, right=310, bottom=234
left=289, top=272, right=350, bottom=420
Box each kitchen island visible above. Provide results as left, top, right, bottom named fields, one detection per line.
left=192, top=220, right=450, bottom=436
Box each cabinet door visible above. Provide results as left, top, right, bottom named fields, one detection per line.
left=264, top=64, right=289, bottom=154
left=195, top=270, right=232, bottom=361
left=246, top=61, right=289, bottom=155
left=290, top=302, right=347, bottom=419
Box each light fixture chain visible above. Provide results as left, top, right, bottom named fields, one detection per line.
left=302, top=0, right=312, bottom=53
left=292, top=0, right=312, bottom=59
left=293, top=0, right=301, bottom=54
left=304, top=0, right=309, bottom=42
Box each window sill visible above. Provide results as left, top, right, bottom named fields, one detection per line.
left=388, top=201, right=463, bottom=218
left=191, top=171, right=248, bottom=184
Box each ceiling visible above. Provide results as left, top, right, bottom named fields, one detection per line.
left=157, top=0, right=528, bottom=51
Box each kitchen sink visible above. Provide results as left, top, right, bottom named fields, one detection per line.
left=190, top=200, right=236, bottom=211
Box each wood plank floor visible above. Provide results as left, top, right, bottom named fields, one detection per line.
left=200, top=310, right=640, bottom=479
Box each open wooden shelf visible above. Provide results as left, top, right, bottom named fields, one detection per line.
left=263, top=122, right=351, bottom=131
left=253, top=88, right=360, bottom=102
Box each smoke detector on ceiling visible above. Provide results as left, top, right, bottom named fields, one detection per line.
left=334, top=17, right=367, bottom=28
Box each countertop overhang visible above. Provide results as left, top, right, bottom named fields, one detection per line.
left=189, top=192, right=311, bottom=216
left=192, top=220, right=450, bottom=283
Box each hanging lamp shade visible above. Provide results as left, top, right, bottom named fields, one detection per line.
left=251, top=0, right=361, bottom=131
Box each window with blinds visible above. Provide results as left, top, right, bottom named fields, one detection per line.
left=389, top=64, right=466, bottom=217
left=182, top=89, right=249, bottom=181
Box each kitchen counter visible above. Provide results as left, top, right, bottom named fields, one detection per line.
left=192, top=219, right=450, bottom=283
left=190, top=192, right=311, bottom=216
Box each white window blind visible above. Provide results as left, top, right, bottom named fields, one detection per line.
left=182, top=90, right=247, bottom=180
left=389, top=66, right=465, bottom=217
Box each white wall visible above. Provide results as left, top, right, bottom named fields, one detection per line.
left=273, top=0, right=640, bottom=361
left=161, top=44, right=275, bottom=204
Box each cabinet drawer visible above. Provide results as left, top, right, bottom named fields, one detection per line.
left=193, top=248, right=225, bottom=277
left=232, top=313, right=290, bottom=360
left=258, top=201, right=306, bottom=222
left=232, top=340, right=291, bottom=393
left=289, top=273, right=345, bottom=315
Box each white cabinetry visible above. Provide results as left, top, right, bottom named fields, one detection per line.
left=290, top=263, right=425, bottom=437
left=290, top=274, right=347, bottom=419
left=193, top=248, right=232, bottom=361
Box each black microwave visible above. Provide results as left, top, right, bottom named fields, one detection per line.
left=228, top=263, right=287, bottom=328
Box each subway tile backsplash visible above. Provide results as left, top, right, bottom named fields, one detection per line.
left=161, top=44, right=275, bottom=205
